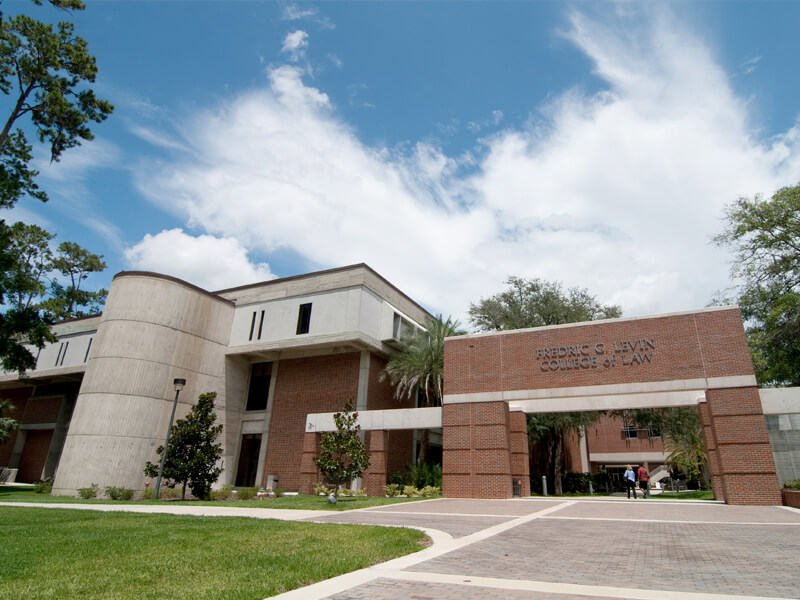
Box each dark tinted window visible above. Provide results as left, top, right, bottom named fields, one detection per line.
left=246, top=362, right=271, bottom=411
left=296, top=303, right=312, bottom=334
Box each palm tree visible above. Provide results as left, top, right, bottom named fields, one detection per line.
left=382, top=314, right=464, bottom=462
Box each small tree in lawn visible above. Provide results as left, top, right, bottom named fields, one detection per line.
left=144, top=392, right=223, bottom=500
left=314, top=399, right=370, bottom=497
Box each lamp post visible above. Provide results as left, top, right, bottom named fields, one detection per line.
left=154, top=378, right=186, bottom=500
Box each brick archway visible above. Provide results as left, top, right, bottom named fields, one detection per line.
left=442, top=307, right=782, bottom=505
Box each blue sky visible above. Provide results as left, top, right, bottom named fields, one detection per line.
left=6, top=1, right=800, bottom=323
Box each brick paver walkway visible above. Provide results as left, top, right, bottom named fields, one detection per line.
left=286, top=497, right=800, bottom=600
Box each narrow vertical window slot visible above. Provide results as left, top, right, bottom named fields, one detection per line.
left=248, top=311, right=257, bottom=341
left=59, top=341, right=69, bottom=366
left=257, top=310, right=265, bottom=340
left=55, top=342, right=64, bottom=367
left=84, top=338, right=93, bottom=362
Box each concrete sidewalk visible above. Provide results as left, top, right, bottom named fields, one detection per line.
left=4, top=497, right=800, bottom=599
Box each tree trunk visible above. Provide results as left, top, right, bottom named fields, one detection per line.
left=181, top=482, right=187, bottom=500
left=417, top=429, right=429, bottom=463
left=553, top=430, right=564, bottom=496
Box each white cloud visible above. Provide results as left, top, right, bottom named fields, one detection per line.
left=741, top=56, right=761, bottom=75
left=282, top=4, right=316, bottom=21
left=328, top=53, right=343, bottom=68
left=281, top=30, right=309, bottom=62
left=35, top=138, right=121, bottom=183
left=124, top=229, right=276, bottom=291
left=134, top=10, right=800, bottom=324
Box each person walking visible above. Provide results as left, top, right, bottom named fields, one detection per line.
left=637, top=464, right=650, bottom=498
left=624, top=464, right=637, bottom=499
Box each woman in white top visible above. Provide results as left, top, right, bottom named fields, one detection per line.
left=624, top=465, right=637, bottom=499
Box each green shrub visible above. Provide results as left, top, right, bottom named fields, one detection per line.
left=105, top=486, right=134, bottom=500
left=388, top=471, right=409, bottom=486
left=313, top=483, right=333, bottom=496
left=77, top=483, right=99, bottom=499
left=210, top=484, right=234, bottom=500
left=272, top=487, right=287, bottom=497
left=161, top=486, right=182, bottom=500
left=403, top=485, right=419, bottom=497
left=33, top=480, right=52, bottom=494
left=236, top=487, right=257, bottom=500
left=784, top=478, right=800, bottom=490
left=562, top=471, right=595, bottom=494
left=140, top=487, right=154, bottom=500
left=407, top=462, right=442, bottom=488
left=384, top=483, right=401, bottom=497
left=419, top=485, right=440, bottom=497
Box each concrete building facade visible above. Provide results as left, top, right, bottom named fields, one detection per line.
left=0, top=264, right=429, bottom=496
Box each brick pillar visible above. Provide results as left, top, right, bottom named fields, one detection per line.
left=698, top=400, right=725, bottom=501
left=509, top=408, right=530, bottom=497
left=362, top=430, right=388, bottom=497
left=706, top=387, right=782, bottom=505
left=442, top=401, right=513, bottom=499
left=298, top=432, right=320, bottom=495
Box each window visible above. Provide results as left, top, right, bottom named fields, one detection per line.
left=248, top=311, right=256, bottom=341
left=296, top=303, right=312, bottom=335
left=623, top=425, right=638, bottom=440
left=257, top=310, right=265, bottom=339
left=647, top=426, right=661, bottom=439
left=245, top=362, right=272, bottom=411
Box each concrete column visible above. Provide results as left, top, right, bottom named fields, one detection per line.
left=706, top=387, right=782, bottom=505
left=698, top=400, right=725, bottom=501
left=442, top=401, right=513, bottom=499
left=42, top=394, right=76, bottom=481
left=7, top=429, right=26, bottom=469
left=363, top=429, right=388, bottom=497
left=256, top=361, right=280, bottom=487
left=509, top=408, right=530, bottom=497
left=298, top=432, right=320, bottom=495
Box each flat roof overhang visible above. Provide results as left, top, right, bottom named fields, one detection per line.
left=0, top=365, right=86, bottom=390
left=225, top=330, right=394, bottom=362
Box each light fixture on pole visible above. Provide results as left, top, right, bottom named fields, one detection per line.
left=154, top=378, right=186, bottom=500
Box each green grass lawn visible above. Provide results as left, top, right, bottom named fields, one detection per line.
left=652, top=490, right=715, bottom=501
left=0, top=485, right=433, bottom=511
left=0, top=507, right=427, bottom=600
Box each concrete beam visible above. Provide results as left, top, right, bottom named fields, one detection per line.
left=305, top=407, right=442, bottom=432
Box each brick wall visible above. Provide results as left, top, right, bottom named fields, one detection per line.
left=442, top=308, right=780, bottom=503
left=443, top=401, right=512, bottom=498
left=706, top=387, right=782, bottom=505
left=0, top=388, right=30, bottom=465
left=586, top=414, right=666, bottom=455
left=21, top=396, right=63, bottom=424
left=264, top=352, right=360, bottom=491
left=17, top=429, right=53, bottom=482
left=445, top=308, right=753, bottom=397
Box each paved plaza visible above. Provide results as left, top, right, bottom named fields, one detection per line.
left=286, top=497, right=800, bottom=600
left=4, top=496, right=799, bottom=599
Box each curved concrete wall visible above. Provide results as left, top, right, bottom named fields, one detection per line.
left=52, top=273, right=234, bottom=495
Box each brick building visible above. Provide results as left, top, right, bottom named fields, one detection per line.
left=2, top=266, right=798, bottom=505
left=0, top=264, right=429, bottom=496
